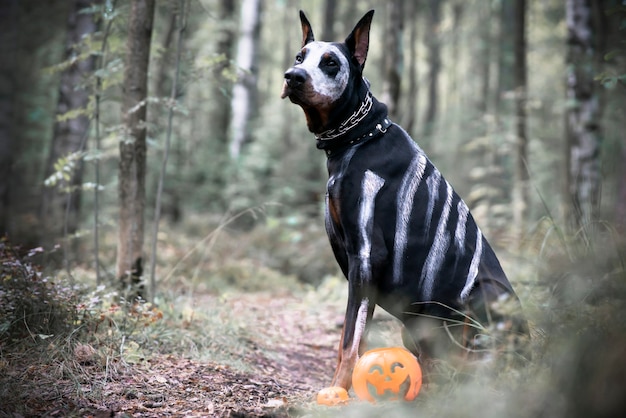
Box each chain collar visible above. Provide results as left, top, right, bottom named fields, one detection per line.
left=322, top=115, right=392, bottom=157
left=315, top=92, right=374, bottom=142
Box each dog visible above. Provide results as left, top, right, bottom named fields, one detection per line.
left=281, top=10, right=529, bottom=391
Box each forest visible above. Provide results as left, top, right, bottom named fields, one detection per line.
left=1, top=0, right=625, bottom=417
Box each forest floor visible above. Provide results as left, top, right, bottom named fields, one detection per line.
left=2, top=288, right=410, bottom=418
left=4, top=223, right=626, bottom=417
left=77, top=292, right=345, bottom=417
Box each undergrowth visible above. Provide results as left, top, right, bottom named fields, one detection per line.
left=1, top=214, right=625, bottom=417
left=0, top=238, right=258, bottom=416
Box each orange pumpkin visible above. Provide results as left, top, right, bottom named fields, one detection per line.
left=352, top=347, right=422, bottom=402
left=316, top=386, right=350, bottom=406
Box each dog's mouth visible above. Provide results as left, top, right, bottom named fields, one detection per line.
left=280, top=81, right=308, bottom=105
left=280, top=80, right=291, bottom=99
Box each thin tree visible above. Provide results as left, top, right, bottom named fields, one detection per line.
left=93, top=0, right=118, bottom=285
left=117, top=0, right=155, bottom=299
left=422, top=0, right=442, bottom=140
left=321, top=0, right=337, bottom=42
left=512, top=0, right=529, bottom=242
left=0, top=0, right=18, bottom=236
left=229, top=0, right=263, bottom=159
left=564, top=0, right=602, bottom=232
left=403, top=0, right=419, bottom=135
left=381, top=0, right=404, bottom=120
left=41, top=0, right=99, bottom=267
left=149, top=0, right=187, bottom=303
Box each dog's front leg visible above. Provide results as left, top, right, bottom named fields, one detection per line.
left=331, top=280, right=375, bottom=390
left=330, top=169, right=385, bottom=390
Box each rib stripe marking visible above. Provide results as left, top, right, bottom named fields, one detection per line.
left=349, top=298, right=369, bottom=358
left=424, top=170, right=441, bottom=236
left=359, top=170, right=385, bottom=280
left=420, top=181, right=454, bottom=299
left=393, top=153, right=427, bottom=283
left=461, top=228, right=483, bottom=302
left=455, top=200, right=469, bottom=254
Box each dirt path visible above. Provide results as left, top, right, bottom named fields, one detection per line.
left=76, top=293, right=346, bottom=417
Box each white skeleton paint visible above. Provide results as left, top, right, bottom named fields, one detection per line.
left=420, top=181, right=454, bottom=300
left=295, top=42, right=350, bottom=102
left=393, top=152, right=427, bottom=284
left=358, top=170, right=385, bottom=280
left=455, top=200, right=469, bottom=255
left=425, top=169, right=442, bottom=236
left=461, top=228, right=483, bottom=302
left=349, top=298, right=370, bottom=359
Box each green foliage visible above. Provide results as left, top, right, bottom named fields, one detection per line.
left=44, top=151, right=86, bottom=190
left=0, top=241, right=78, bottom=342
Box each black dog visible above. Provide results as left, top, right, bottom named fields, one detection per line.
left=281, top=10, right=529, bottom=391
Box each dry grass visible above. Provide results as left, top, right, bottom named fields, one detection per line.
left=1, top=217, right=625, bottom=417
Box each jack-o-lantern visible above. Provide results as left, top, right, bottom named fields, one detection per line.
left=352, top=347, right=422, bottom=402
left=316, top=386, right=350, bottom=406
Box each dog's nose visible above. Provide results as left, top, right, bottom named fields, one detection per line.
left=284, top=67, right=307, bottom=86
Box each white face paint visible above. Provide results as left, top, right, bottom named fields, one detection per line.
left=296, top=42, right=350, bottom=102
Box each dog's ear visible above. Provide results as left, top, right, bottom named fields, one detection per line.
left=299, top=10, right=315, bottom=47
left=345, top=10, right=374, bottom=70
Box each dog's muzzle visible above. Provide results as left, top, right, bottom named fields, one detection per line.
left=281, top=67, right=307, bottom=99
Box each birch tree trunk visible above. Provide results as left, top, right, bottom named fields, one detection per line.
left=564, top=0, right=601, bottom=231
left=117, top=0, right=154, bottom=299
left=229, top=0, right=263, bottom=159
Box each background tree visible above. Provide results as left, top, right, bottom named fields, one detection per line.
left=40, top=0, right=99, bottom=258
left=321, top=0, right=337, bottom=42
left=381, top=0, right=404, bottom=120
left=563, top=0, right=603, bottom=232
left=0, top=0, right=18, bottom=237
left=512, top=0, right=529, bottom=242
left=402, top=0, right=420, bottom=135
left=1, top=0, right=624, bottom=288
left=422, top=0, right=442, bottom=141
left=229, top=0, right=264, bottom=160
left=117, top=0, right=155, bottom=297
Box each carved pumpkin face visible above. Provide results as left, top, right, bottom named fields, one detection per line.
left=352, top=347, right=422, bottom=402
left=316, top=386, right=350, bottom=406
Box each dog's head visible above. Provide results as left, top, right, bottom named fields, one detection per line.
left=281, top=10, right=374, bottom=133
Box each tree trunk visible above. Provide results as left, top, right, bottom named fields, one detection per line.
left=229, top=0, right=263, bottom=159
left=403, top=0, right=419, bottom=134
left=564, top=0, right=601, bottom=231
left=201, top=0, right=235, bottom=210
left=321, top=0, right=337, bottom=42
left=422, top=0, right=442, bottom=140
left=496, top=0, right=516, bottom=111
left=0, top=0, right=18, bottom=236
left=512, top=0, right=529, bottom=242
left=381, top=0, right=404, bottom=120
left=475, top=0, right=492, bottom=115
left=40, top=0, right=97, bottom=252
left=449, top=1, right=463, bottom=109
left=117, top=0, right=155, bottom=299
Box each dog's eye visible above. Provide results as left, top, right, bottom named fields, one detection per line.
left=326, top=59, right=337, bottom=67
left=294, top=54, right=303, bottom=64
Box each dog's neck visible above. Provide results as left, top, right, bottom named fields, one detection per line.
left=316, top=91, right=374, bottom=141
left=315, top=90, right=391, bottom=156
